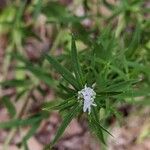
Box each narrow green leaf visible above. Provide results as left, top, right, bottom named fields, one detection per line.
left=43, top=99, right=76, bottom=111
left=71, top=35, right=84, bottom=87
left=2, top=96, right=16, bottom=117
left=59, top=83, right=76, bottom=94
left=11, top=52, right=30, bottom=64
left=42, top=100, right=62, bottom=111
left=88, top=117, right=106, bottom=145
left=92, top=108, right=113, bottom=137
left=0, top=116, right=41, bottom=129
left=88, top=108, right=113, bottom=145
left=114, top=88, right=150, bottom=99
left=127, top=61, right=150, bottom=75
left=103, top=80, right=137, bottom=92
left=20, top=65, right=53, bottom=86
left=51, top=103, right=80, bottom=146
left=127, top=23, right=141, bottom=56
left=110, top=65, right=127, bottom=79
left=43, top=96, right=76, bottom=111
left=93, top=118, right=113, bottom=137
left=59, top=101, right=77, bottom=112
left=95, top=124, right=106, bottom=145
left=23, top=121, right=40, bottom=143
left=45, top=54, right=80, bottom=90
left=0, top=79, right=30, bottom=87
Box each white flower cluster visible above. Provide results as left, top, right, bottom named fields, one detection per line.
left=78, top=84, right=97, bottom=114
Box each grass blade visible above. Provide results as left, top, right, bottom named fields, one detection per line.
left=103, top=80, right=137, bottom=92
left=88, top=117, right=106, bottom=145
left=45, top=54, right=80, bottom=90
left=2, top=96, right=16, bottom=117
left=71, top=35, right=84, bottom=88
left=51, top=103, right=80, bottom=146
left=19, top=65, right=53, bottom=86
left=92, top=108, right=113, bottom=137
left=0, top=79, right=30, bottom=87
left=0, top=116, right=41, bottom=129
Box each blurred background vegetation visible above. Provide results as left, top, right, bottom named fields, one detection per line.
left=0, top=0, right=150, bottom=150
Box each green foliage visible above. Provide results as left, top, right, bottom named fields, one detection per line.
left=45, top=54, right=80, bottom=90
left=71, top=35, right=84, bottom=88
left=0, top=114, right=43, bottom=129
left=51, top=103, right=81, bottom=146
left=0, top=0, right=149, bottom=149
left=2, top=96, right=16, bottom=117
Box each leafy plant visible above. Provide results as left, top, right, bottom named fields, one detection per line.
left=0, top=0, right=149, bottom=150
left=43, top=33, right=149, bottom=149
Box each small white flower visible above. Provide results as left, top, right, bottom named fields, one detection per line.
left=78, top=84, right=97, bottom=114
